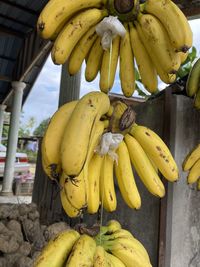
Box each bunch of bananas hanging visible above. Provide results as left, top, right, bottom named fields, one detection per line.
left=34, top=220, right=152, bottom=267
left=185, top=58, right=200, bottom=109
left=42, top=91, right=178, bottom=218
left=37, top=0, right=192, bottom=97
left=183, top=144, right=200, bottom=190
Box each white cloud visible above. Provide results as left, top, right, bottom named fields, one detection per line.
left=22, top=18, right=200, bottom=129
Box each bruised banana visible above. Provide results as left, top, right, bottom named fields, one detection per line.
left=125, top=134, right=165, bottom=197
left=136, top=13, right=181, bottom=75
left=103, top=237, right=152, bottom=267
left=100, top=155, right=117, bottom=212
left=119, top=24, right=135, bottom=97
left=37, top=0, right=106, bottom=39
left=85, top=37, right=104, bottom=82
left=52, top=8, right=107, bottom=65
left=66, top=234, right=96, bottom=267
left=143, top=0, right=193, bottom=52
left=42, top=101, right=77, bottom=180
left=61, top=91, right=110, bottom=177
left=59, top=173, right=81, bottom=218
left=93, top=246, right=107, bottom=267
left=87, top=154, right=103, bottom=214
left=130, top=124, right=179, bottom=181
left=68, top=26, right=98, bottom=75
left=34, top=230, right=80, bottom=267
left=182, top=144, right=200, bottom=171
left=100, top=36, right=120, bottom=93
left=105, top=252, right=126, bottom=267
left=129, top=22, right=158, bottom=93
left=115, top=140, right=141, bottom=209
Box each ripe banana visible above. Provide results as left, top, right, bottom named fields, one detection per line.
left=87, top=154, right=103, bottom=214
left=42, top=100, right=77, bottom=180
left=100, top=155, right=117, bottom=212
left=66, top=234, right=96, bottom=267
left=129, top=22, right=158, bottom=94
left=105, top=251, right=126, bottom=267
left=34, top=230, right=80, bottom=267
left=115, top=140, right=141, bottom=209
left=194, top=88, right=200, bottom=110
left=85, top=37, right=104, bottom=82
left=125, top=134, right=165, bottom=197
left=60, top=173, right=81, bottom=218
left=129, top=124, right=179, bottom=181
left=179, top=51, right=189, bottom=64
left=103, top=237, right=152, bottom=267
left=143, top=0, right=193, bottom=52
left=119, top=24, right=135, bottom=97
left=187, top=158, right=200, bottom=184
left=61, top=92, right=110, bottom=177
left=182, top=144, right=200, bottom=171
left=100, top=36, right=120, bottom=93
left=37, top=0, right=106, bottom=39
left=52, top=8, right=107, bottom=65
left=136, top=13, right=181, bottom=75
left=186, top=58, right=200, bottom=97
left=68, top=26, right=98, bottom=75
left=99, top=220, right=122, bottom=237
left=93, top=246, right=107, bottom=267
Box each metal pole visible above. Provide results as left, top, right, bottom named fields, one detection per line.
left=1, top=81, right=26, bottom=195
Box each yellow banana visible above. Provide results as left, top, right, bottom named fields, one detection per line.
left=66, top=234, right=96, bottom=267
left=93, top=246, right=107, bottom=267
left=37, top=0, right=106, bottom=39
left=129, top=22, right=158, bottom=94
left=143, top=0, right=193, bottom=52
left=34, top=230, right=80, bottom=267
left=100, top=36, right=120, bottom=93
left=98, top=220, right=122, bottom=237
left=105, top=252, right=126, bottom=267
left=182, top=144, right=200, bottom=171
left=103, top=237, right=152, bottom=267
left=100, top=155, right=117, bottom=212
left=136, top=13, right=181, bottom=74
left=68, top=26, right=98, bottom=75
left=129, top=124, right=179, bottom=182
left=42, top=101, right=77, bottom=180
left=61, top=91, right=110, bottom=177
left=52, top=9, right=107, bottom=65
left=119, top=24, right=135, bottom=97
left=115, top=140, right=141, bottom=209
left=87, top=154, right=103, bottom=214
left=125, top=134, right=165, bottom=197
left=187, top=158, right=200, bottom=184
left=60, top=173, right=81, bottom=218
left=179, top=51, right=189, bottom=64
left=85, top=37, right=104, bottom=82
left=186, top=58, right=200, bottom=97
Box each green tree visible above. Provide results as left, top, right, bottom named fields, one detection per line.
left=33, top=118, right=50, bottom=137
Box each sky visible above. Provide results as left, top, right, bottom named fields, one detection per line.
left=21, top=19, right=200, bottom=130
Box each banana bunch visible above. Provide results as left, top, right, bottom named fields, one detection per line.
left=186, top=58, right=200, bottom=109
left=37, top=0, right=192, bottom=98
left=42, top=96, right=178, bottom=217
left=34, top=220, right=152, bottom=267
left=183, top=144, right=200, bottom=189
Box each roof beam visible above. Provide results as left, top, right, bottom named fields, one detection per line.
left=0, top=25, right=25, bottom=39
left=0, top=75, right=11, bottom=82
left=0, top=55, right=16, bottom=62
left=0, top=13, right=34, bottom=29
left=0, top=0, right=39, bottom=16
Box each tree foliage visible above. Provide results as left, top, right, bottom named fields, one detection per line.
left=33, top=118, right=50, bottom=137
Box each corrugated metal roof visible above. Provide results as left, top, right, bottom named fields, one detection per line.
left=0, top=0, right=50, bottom=111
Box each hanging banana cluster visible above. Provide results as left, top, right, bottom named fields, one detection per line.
left=42, top=91, right=179, bottom=218
left=37, top=0, right=192, bottom=97
left=34, top=220, right=152, bottom=267
left=183, top=144, right=200, bottom=190
left=186, top=58, right=200, bottom=109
